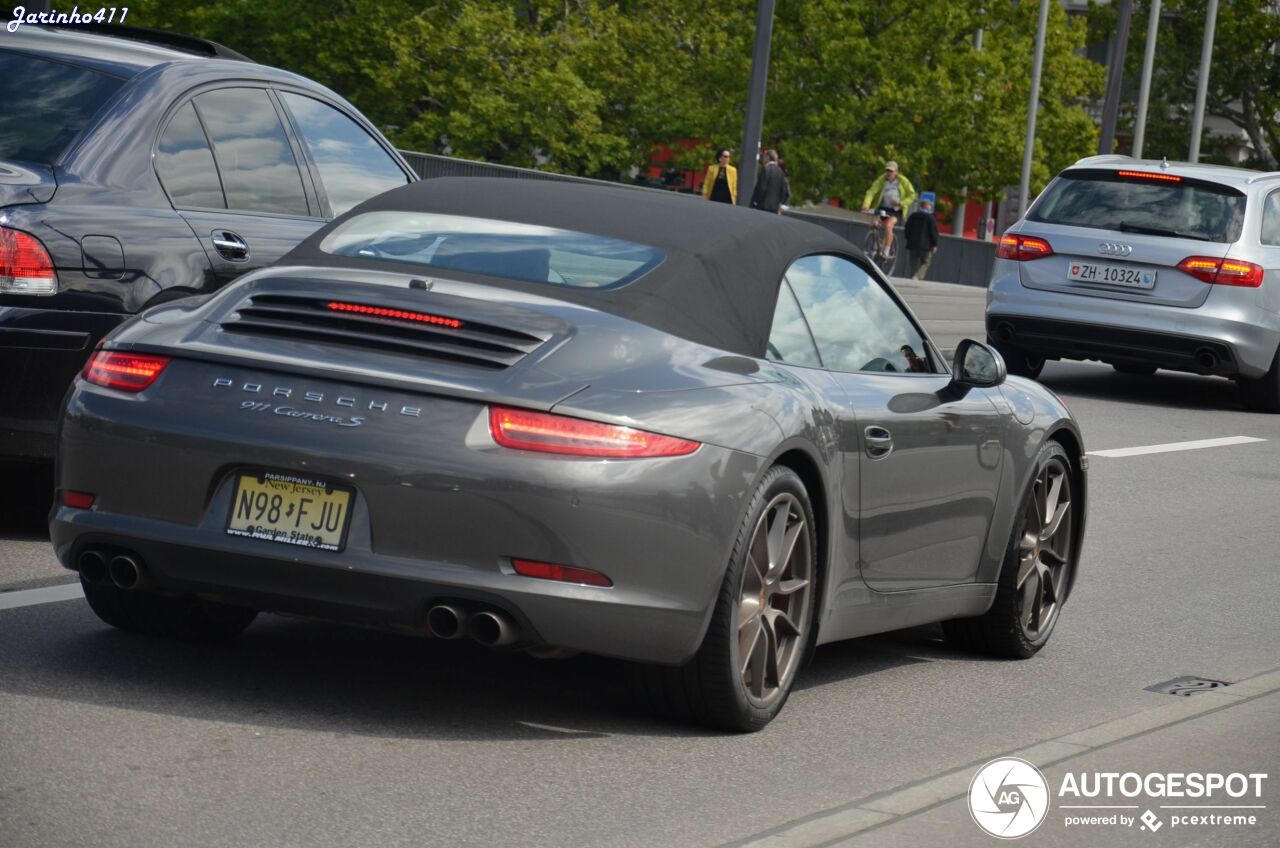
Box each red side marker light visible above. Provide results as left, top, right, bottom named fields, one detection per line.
left=512, top=558, right=613, bottom=587
left=60, top=490, right=96, bottom=509
left=83, top=351, right=171, bottom=392
left=489, top=406, right=700, bottom=458
left=1177, top=256, right=1264, bottom=288
left=327, top=301, right=463, bottom=329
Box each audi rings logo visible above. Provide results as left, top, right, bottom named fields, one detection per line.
left=968, top=758, right=1051, bottom=839
left=1098, top=242, right=1133, bottom=256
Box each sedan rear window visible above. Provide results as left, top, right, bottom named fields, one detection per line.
left=1028, top=168, right=1246, bottom=243
left=320, top=212, right=664, bottom=289
left=0, top=51, right=125, bottom=163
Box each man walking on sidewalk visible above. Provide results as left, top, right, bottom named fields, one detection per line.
left=750, top=149, right=791, bottom=214
left=905, top=199, right=939, bottom=280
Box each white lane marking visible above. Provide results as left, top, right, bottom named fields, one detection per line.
left=0, top=582, right=83, bottom=611
left=1089, top=436, right=1266, bottom=458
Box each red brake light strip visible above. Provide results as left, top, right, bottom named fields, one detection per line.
left=1117, top=170, right=1182, bottom=183
left=328, top=301, right=463, bottom=329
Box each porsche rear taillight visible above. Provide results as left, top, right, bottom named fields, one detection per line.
left=1177, top=256, right=1264, bottom=288
left=83, top=351, right=171, bottom=392
left=0, top=226, right=57, bottom=294
left=996, top=234, right=1054, bottom=261
left=488, top=406, right=700, bottom=458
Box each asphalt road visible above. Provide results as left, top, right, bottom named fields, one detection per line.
left=2, top=279, right=1277, bottom=848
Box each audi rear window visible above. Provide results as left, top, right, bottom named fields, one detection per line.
left=0, top=51, right=125, bottom=163
left=320, top=212, right=664, bottom=289
left=1028, top=168, right=1246, bottom=243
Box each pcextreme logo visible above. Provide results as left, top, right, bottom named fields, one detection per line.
left=968, top=758, right=1051, bottom=839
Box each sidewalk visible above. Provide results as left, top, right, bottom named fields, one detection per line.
left=890, top=275, right=986, bottom=355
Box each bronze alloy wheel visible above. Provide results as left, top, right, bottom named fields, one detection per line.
left=735, top=491, right=814, bottom=707
left=1015, top=452, right=1073, bottom=642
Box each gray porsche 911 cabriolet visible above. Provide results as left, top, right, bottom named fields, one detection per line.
left=51, top=177, right=1086, bottom=731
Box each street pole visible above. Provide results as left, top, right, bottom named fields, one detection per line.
left=1098, top=0, right=1134, bottom=155
left=1189, top=0, right=1220, bottom=162
left=1019, top=0, right=1051, bottom=218
left=737, top=0, right=776, bottom=206
left=953, top=23, right=985, bottom=239
left=1132, top=0, right=1161, bottom=159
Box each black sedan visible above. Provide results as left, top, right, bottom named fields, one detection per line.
left=0, top=25, right=414, bottom=460
left=52, top=177, right=1087, bottom=731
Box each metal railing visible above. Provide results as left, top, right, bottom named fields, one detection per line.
left=397, top=149, right=995, bottom=287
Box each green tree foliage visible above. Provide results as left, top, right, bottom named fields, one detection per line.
left=1104, top=0, right=1279, bottom=169
left=135, top=0, right=1103, bottom=202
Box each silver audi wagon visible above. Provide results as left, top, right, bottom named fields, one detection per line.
left=986, top=155, right=1280, bottom=412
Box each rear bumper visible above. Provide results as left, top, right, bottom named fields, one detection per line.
left=987, top=270, right=1280, bottom=378
left=52, top=364, right=764, bottom=664
left=0, top=307, right=125, bottom=459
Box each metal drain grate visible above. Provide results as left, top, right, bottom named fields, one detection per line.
left=1145, top=676, right=1231, bottom=697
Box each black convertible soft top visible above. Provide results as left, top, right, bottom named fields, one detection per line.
left=282, top=177, right=858, bottom=358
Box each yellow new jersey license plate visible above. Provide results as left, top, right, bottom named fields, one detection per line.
left=226, top=471, right=354, bottom=551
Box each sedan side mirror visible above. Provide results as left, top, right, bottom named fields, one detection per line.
left=951, top=339, right=1007, bottom=388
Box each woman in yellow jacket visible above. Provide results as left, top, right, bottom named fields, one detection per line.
left=701, top=148, right=737, bottom=204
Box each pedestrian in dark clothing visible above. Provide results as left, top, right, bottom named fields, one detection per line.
left=904, top=199, right=939, bottom=280
left=750, top=149, right=791, bottom=214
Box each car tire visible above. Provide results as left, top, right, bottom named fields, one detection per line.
left=990, top=340, right=1045, bottom=381
left=638, top=466, right=817, bottom=732
left=81, top=578, right=257, bottom=641
left=1239, top=347, right=1280, bottom=413
left=1113, top=363, right=1157, bottom=376
left=943, top=441, right=1075, bottom=658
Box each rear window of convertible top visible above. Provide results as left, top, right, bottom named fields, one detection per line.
left=319, top=211, right=665, bottom=289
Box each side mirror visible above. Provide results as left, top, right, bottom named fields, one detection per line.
left=951, top=339, right=1007, bottom=388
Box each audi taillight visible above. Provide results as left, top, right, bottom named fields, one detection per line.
left=0, top=226, right=57, bottom=294
left=83, top=351, right=172, bottom=392
left=489, top=406, right=700, bottom=458
left=1177, top=256, right=1264, bottom=288
left=996, top=234, right=1054, bottom=261
left=512, top=558, right=613, bottom=587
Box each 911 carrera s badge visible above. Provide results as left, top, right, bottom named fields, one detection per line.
left=239, top=400, right=365, bottom=427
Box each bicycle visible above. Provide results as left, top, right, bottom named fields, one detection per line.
left=860, top=207, right=900, bottom=277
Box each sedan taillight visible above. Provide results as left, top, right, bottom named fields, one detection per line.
left=83, top=351, right=171, bottom=392
left=1177, top=256, right=1264, bottom=288
left=996, top=234, right=1054, bottom=261
left=0, top=226, right=57, bottom=294
left=489, top=406, right=700, bottom=458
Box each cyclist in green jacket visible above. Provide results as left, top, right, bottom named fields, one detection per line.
left=861, top=161, right=916, bottom=261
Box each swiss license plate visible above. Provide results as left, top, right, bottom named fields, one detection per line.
left=1068, top=261, right=1156, bottom=289
left=226, top=471, right=354, bottom=551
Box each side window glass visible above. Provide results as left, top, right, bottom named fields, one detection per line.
left=767, top=280, right=822, bottom=367
left=785, top=255, right=933, bottom=374
left=1262, top=191, right=1280, bottom=247
left=156, top=102, right=225, bottom=209
left=280, top=92, right=409, bottom=216
left=193, top=88, right=309, bottom=216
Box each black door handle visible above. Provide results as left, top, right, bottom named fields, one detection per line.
left=211, top=230, right=249, bottom=262
left=864, top=425, right=894, bottom=459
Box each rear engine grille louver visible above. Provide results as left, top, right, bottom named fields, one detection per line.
left=220, top=294, right=548, bottom=369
